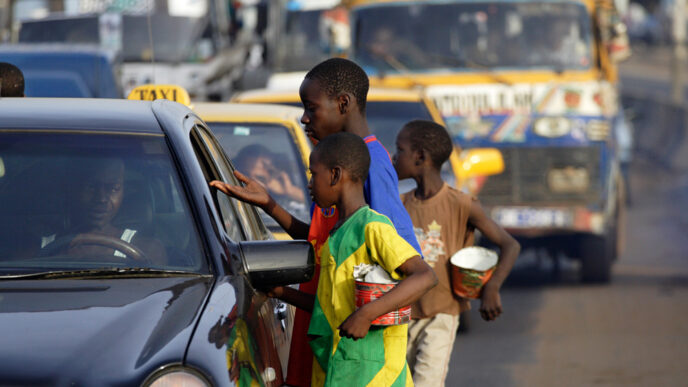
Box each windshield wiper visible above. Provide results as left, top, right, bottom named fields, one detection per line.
left=1, top=268, right=207, bottom=280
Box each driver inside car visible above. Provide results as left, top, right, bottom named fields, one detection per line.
left=39, top=158, right=167, bottom=265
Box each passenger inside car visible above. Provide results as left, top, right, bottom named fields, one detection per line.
left=234, top=144, right=305, bottom=204
left=37, top=158, right=168, bottom=265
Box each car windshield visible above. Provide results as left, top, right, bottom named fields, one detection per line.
left=0, top=132, right=208, bottom=275
left=207, top=122, right=311, bottom=229
left=352, top=1, right=592, bottom=74
left=366, top=101, right=456, bottom=188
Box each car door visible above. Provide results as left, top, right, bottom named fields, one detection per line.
left=190, top=122, right=293, bottom=385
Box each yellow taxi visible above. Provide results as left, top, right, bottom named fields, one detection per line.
left=232, top=86, right=503, bottom=192
left=129, top=85, right=313, bottom=240
left=193, top=103, right=313, bottom=240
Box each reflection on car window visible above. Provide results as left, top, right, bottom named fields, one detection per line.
left=208, top=123, right=311, bottom=229
left=0, top=132, right=208, bottom=274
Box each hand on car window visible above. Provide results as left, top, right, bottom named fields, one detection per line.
left=210, top=170, right=272, bottom=209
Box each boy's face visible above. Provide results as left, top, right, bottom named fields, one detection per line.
left=393, top=129, right=418, bottom=180
left=308, top=151, right=337, bottom=208
left=299, top=78, right=345, bottom=142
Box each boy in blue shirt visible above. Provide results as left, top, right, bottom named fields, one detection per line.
left=211, top=58, right=421, bottom=386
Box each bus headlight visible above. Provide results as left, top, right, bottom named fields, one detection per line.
left=585, top=120, right=610, bottom=141
left=533, top=117, right=572, bottom=138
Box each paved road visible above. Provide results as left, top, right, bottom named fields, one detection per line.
left=445, top=44, right=688, bottom=386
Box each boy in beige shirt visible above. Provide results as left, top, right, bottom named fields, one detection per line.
left=393, top=120, right=521, bottom=386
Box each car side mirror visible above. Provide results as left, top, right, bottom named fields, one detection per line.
left=240, top=240, right=314, bottom=287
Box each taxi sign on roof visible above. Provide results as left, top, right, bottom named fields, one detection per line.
left=127, top=84, right=191, bottom=106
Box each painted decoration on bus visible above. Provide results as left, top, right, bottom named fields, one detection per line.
left=426, top=81, right=618, bottom=143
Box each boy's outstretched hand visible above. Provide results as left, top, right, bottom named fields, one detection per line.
left=338, top=306, right=374, bottom=340
left=479, top=283, right=503, bottom=321
left=209, top=170, right=272, bottom=209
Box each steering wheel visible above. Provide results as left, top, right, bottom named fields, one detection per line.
left=40, top=233, right=148, bottom=262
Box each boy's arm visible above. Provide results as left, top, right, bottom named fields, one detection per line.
left=338, top=256, right=437, bottom=340
left=468, top=199, right=521, bottom=321
left=209, top=170, right=310, bottom=240
left=265, top=286, right=315, bottom=313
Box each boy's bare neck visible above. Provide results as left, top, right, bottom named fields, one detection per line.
left=413, top=169, right=445, bottom=200
left=335, top=185, right=367, bottom=225
left=343, top=116, right=371, bottom=138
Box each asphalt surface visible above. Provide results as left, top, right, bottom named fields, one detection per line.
left=445, top=44, right=688, bottom=386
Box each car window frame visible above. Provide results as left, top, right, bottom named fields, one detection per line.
left=192, top=122, right=271, bottom=241
left=188, top=126, right=248, bottom=244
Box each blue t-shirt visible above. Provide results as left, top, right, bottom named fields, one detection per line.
left=363, top=135, right=422, bottom=255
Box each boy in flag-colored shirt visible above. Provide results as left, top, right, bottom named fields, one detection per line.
left=268, top=133, right=437, bottom=387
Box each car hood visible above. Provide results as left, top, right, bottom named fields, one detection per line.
left=0, top=275, right=213, bottom=385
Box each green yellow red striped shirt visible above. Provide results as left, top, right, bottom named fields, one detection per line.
left=308, top=206, right=418, bottom=387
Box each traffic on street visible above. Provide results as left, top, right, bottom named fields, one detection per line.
left=1, top=0, right=686, bottom=385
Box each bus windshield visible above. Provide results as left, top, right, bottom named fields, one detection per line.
left=352, top=1, right=593, bottom=74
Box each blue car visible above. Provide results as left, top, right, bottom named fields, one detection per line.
left=0, top=97, right=313, bottom=386
left=0, top=44, right=121, bottom=98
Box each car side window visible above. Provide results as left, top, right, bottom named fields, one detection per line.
left=189, top=126, right=246, bottom=242
left=194, top=124, right=270, bottom=241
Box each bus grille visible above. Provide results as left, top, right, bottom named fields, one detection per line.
left=478, top=146, right=602, bottom=206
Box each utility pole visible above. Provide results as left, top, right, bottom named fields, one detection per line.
left=672, top=0, right=686, bottom=104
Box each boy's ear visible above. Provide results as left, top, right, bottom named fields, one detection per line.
left=330, top=166, right=342, bottom=186
left=415, top=149, right=426, bottom=166
left=337, top=93, right=350, bottom=114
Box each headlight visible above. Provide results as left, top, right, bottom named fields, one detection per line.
left=585, top=120, right=610, bottom=141
left=533, top=117, right=572, bottom=138
left=144, top=367, right=211, bottom=387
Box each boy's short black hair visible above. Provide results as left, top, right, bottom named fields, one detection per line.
left=0, top=62, right=25, bottom=97
left=313, top=132, right=370, bottom=182
left=402, top=120, right=454, bottom=168
left=305, top=58, right=369, bottom=113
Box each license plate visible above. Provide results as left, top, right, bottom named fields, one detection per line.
left=491, top=207, right=573, bottom=228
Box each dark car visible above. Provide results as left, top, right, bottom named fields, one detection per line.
left=0, top=44, right=121, bottom=98
left=0, top=98, right=313, bottom=386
